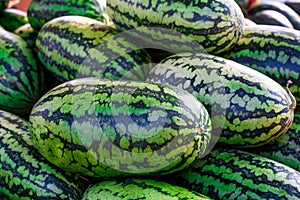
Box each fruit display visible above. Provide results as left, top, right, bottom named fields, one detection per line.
left=0, top=0, right=300, bottom=199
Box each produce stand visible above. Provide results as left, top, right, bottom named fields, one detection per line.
left=0, top=0, right=300, bottom=199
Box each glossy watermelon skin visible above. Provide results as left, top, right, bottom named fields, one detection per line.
left=29, top=78, right=212, bottom=178
left=107, top=0, right=244, bottom=55
left=0, top=110, right=87, bottom=199
left=148, top=52, right=295, bottom=148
